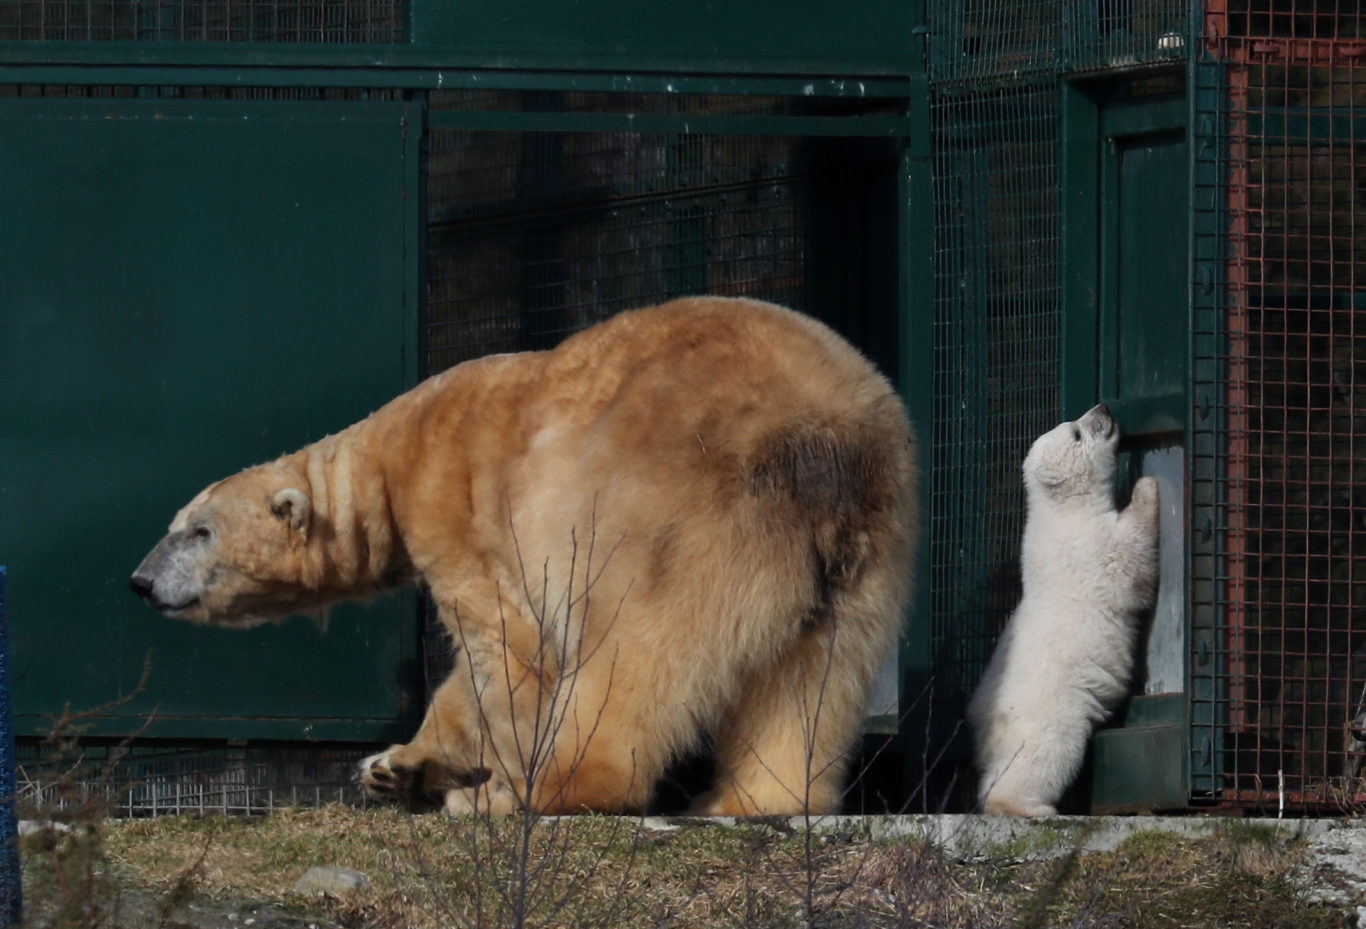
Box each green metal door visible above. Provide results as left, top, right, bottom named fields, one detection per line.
left=0, top=98, right=422, bottom=741
left=1063, top=80, right=1190, bottom=810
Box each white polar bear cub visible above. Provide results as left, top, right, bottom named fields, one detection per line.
left=967, top=403, right=1160, bottom=817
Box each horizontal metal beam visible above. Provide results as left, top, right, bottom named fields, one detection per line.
left=427, top=108, right=913, bottom=137
left=1246, top=108, right=1364, bottom=144
left=0, top=47, right=913, bottom=99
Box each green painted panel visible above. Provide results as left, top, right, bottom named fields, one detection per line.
left=0, top=1, right=915, bottom=77
left=408, top=0, right=916, bottom=75
left=1103, top=126, right=1188, bottom=433
left=0, top=99, right=421, bottom=740
left=1090, top=696, right=1188, bottom=812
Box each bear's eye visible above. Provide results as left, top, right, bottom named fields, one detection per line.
left=1072, top=428, right=1082, bottom=442
left=193, top=525, right=213, bottom=542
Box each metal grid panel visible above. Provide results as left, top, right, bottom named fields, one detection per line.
left=17, top=741, right=372, bottom=816
left=1193, top=9, right=1366, bottom=809
left=929, top=82, right=1062, bottom=734
left=927, top=0, right=1187, bottom=84
left=1212, top=1, right=1366, bottom=41
left=0, top=0, right=404, bottom=43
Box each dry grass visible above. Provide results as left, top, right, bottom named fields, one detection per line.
left=12, top=806, right=1345, bottom=929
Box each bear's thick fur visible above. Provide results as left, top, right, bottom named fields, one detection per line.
left=131, top=297, right=917, bottom=816
left=966, top=404, right=1159, bottom=817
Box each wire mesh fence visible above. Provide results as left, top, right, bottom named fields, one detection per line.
left=16, top=740, right=375, bottom=817
left=928, top=80, right=1063, bottom=746
left=927, top=0, right=1187, bottom=84
left=1193, top=3, right=1366, bottom=810
left=0, top=0, right=404, bottom=43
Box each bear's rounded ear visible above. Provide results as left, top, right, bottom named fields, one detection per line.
left=270, top=487, right=311, bottom=534
left=1033, top=464, right=1065, bottom=489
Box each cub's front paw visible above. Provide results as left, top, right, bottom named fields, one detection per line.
left=1131, top=475, right=1159, bottom=510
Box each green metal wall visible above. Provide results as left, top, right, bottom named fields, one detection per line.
left=0, top=0, right=914, bottom=75
left=0, top=97, right=423, bottom=741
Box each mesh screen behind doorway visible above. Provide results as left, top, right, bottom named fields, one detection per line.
left=928, top=81, right=1062, bottom=737
left=422, top=92, right=810, bottom=374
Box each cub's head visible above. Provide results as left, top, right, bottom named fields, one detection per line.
left=130, top=462, right=315, bottom=627
left=1023, top=403, right=1119, bottom=502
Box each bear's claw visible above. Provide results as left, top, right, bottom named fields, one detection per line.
left=358, top=746, right=495, bottom=812
left=358, top=747, right=436, bottom=810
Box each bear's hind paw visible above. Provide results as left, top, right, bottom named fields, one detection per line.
left=442, top=777, right=521, bottom=816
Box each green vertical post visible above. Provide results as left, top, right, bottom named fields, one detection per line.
left=1060, top=81, right=1101, bottom=419
left=1187, top=47, right=1228, bottom=803
left=899, top=15, right=939, bottom=809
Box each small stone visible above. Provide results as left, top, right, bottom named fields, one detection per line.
left=293, top=866, right=370, bottom=897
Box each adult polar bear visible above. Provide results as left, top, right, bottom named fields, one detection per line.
left=130, top=297, right=917, bottom=816
left=968, top=403, right=1159, bottom=816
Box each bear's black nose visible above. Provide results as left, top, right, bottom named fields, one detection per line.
left=129, top=574, right=154, bottom=601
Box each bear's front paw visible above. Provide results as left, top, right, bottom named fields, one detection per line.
left=359, top=745, right=493, bottom=811
left=359, top=746, right=434, bottom=810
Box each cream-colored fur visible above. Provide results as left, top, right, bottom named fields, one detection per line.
left=131, top=297, right=918, bottom=816
left=966, top=404, right=1159, bottom=817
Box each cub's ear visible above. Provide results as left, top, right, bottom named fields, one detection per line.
left=1033, top=464, right=1065, bottom=489
left=270, top=487, right=311, bottom=534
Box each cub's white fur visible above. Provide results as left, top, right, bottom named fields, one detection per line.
left=967, top=404, right=1160, bottom=816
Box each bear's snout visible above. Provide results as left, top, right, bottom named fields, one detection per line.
left=1082, top=403, right=1115, bottom=439
left=130, top=533, right=207, bottom=617
left=129, top=573, right=155, bottom=601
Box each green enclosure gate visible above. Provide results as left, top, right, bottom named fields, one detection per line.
left=0, top=2, right=933, bottom=813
